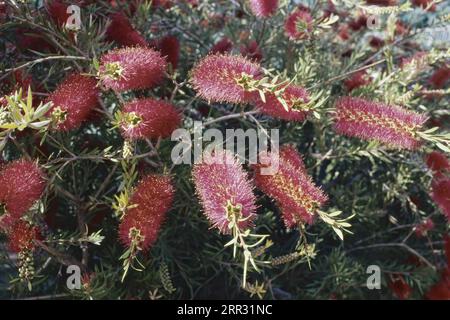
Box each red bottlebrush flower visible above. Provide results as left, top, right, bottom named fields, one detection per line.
left=210, top=37, right=233, bottom=54
left=334, top=97, right=427, bottom=150
left=445, top=235, right=450, bottom=266
left=426, top=151, right=450, bottom=173
left=369, top=36, right=385, bottom=49
left=414, top=218, right=434, bottom=237
left=429, top=66, right=450, bottom=89
left=366, top=0, right=398, bottom=6
left=426, top=277, right=450, bottom=300
left=190, top=54, right=263, bottom=104
left=248, top=0, right=279, bottom=18
left=0, top=159, right=45, bottom=228
left=285, top=7, right=313, bottom=40
left=253, top=145, right=328, bottom=227
left=252, top=84, right=310, bottom=121
left=240, top=40, right=263, bottom=62
left=411, top=0, right=436, bottom=11
left=348, top=15, right=367, bottom=31
left=99, top=47, right=167, bottom=92
left=119, top=174, right=174, bottom=251
left=7, top=220, right=41, bottom=253
left=431, top=178, right=450, bottom=221
left=338, top=25, right=350, bottom=41
left=152, top=0, right=174, bottom=9
left=388, top=274, right=413, bottom=300
left=344, top=70, right=371, bottom=92
left=47, top=73, right=99, bottom=131
left=156, top=35, right=180, bottom=70
left=45, top=0, right=70, bottom=27
left=119, top=98, right=181, bottom=140
left=192, top=150, right=257, bottom=233
left=106, top=13, right=147, bottom=47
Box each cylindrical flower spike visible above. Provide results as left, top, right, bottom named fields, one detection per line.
left=431, top=177, right=450, bottom=222
left=0, top=159, right=46, bottom=228
left=156, top=35, right=180, bottom=70
left=192, top=150, right=257, bottom=233
left=106, top=12, right=148, bottom=47
left=334, top=97, right=427, bottom=150
left=119, top=98, right=181, bottom=140
left=119, top=174, right=175, bottom=251
left=285, top=7, right=313, bottom=40
left=210, top=37, right=233, bottom=54
left=426, top=151, right=450, bottom=173
left=252, top=84, right=310, bottom=121
left=99, top=47, right=167, bottom=92
left=253, top=145, right=328, bottom=227
left=47, top=73, right=99, bottom=131
left=248, top=0, right=279, bottom=18
left=7, top=220, right=41, bottom=253
left=190, top=53, right=263, bottom=104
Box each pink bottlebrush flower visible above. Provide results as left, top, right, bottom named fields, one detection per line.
left=190, top=53, right=263, bottom=104
left=99, top=47, right=167, bottom=92
left=7, top=220, right=41, bottom=253
left=240, top=40, right=263, bottom=62
left=334, top=97, right=427, bottom=150
left=431, top=178, right=450, bottom=221
left=414, top=218, right=434, bottom=237
left=344, top=70, right=371, bottom=92
left=106, top=12, right=148, bottom=47
left=285, top=7, right=313, bottom=40
left=156, top=35, right=180, bottom=70
left=426, top=151, right=450, bottom=173
left=252, top=84, right=310, bottom=121
left=411, top=0, right=436, bottom=11
left=429, top=66, right=450, bottom=89
left=192, top=150, right=257, bottom=234
left=210, top=37, right=233, bottom=54
left=253, top=145, right=328, bottom=227
left=366, top=0, right=398, bottom=6
left=119, top=98, right=181, bottom=140
left=0, top=159, right=46, bottom=228
left=248, top=0, right=279, bottom=18
left=119, top=174, right=174, bottom=251
left=47, top=73, right=99, bottom=131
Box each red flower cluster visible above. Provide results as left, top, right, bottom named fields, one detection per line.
left=106, top=12, right=147, bottom=47
left=192, top=150, right=257, bottom=233
left=426, top=151, right=450, bottom=174
left=119, top=175, right=175, bottom=251
left=120, top=98, right=181, bottom=140
left=414, top=218, right=434, bottom=237
left=431, top=178, right=450, bottom=221
left=425, top=236, right=450, bottom=299
left=344, top=70, right=371, bottom=92
left=190, top=53, right=263, bottom=104
left=248, top=0, right=279, bottom=18
left=47, top=73, right=99, bottom=131
left=285, top=7, right=313, bottom=40
left=240, top=40, right=263, bottom=62
left=210, top=37, right=233, bottom=54
left=99, top=47, right=167, bottom=92
left=7, top=220, right=41, bottom=253
left=429, top=65, right=450, bottom=89
left=153, top=35, right=180, bottom=70
left=252, top=84, right=310, bottom=121
left=334, top=97, right=427, bottom=150
left=0, top=159, right=45, bottom=228
left=45, top=0, right=70, bottom=27
left=253, top=145, right=328, bottom=227
left=388, top=274, right=413, bottom=300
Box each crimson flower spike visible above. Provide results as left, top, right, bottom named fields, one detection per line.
left=431, top=177, right=450, bottom=222
left=248, top=0, right=279, bottom=18
left=106, top=12, right=148, bottom=47
left=190, top=53, right=263, bottom=104
left=253, top=145, right=328, bottom=227
left=334, top=97, right=427, bottom=150
left=98, top=47, right=167, bottom=92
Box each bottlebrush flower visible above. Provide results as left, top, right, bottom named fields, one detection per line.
left=369, top=36, right=384, bottom=49
left=190, top=54, right=263, bottom=104
left=240, top=40, right=263, bottom=62
left=414, top=218, right=434, bottom=237
left=106, top=12, right=147, bottom=47
left=119, top=174, right=174, bottom=251
left=411, top=0, right=436, bottom=11
left=348, top=15, right=367, bottom=31
left=248, top=0, right=279, bottom=18
left=210, top=37, right=233, bottom=54
left=344, top=70, right=371, bottom=92
left=426, top=151, right=450, bottom=173
left=0, top=159, right=45, bottom=228
left=285, top=7, right=313, bottom=40
left=156, top=35, right=180, bottom=70
left=119, top=98, right=181, bottom=140
left=47, top=73, right=99, bottom=131
left=192, top=150, right=257, bottom=233
left=425, top=275, right=450, bottom=300
left=431, top=178, right=450, bottom=221
left=252, top=84, right=310, bottom=121
left=45, top=0, right=70, bottom=27
left=99, top=47, right=166, bottom=92
left=334, top=97, right=427, bottom=150
left=388, top=274, right=413, bottom=300
left=253, top=145, right=328, bottom=227
left=429, top=66, right=450, bottom=89
left=6, top=220, right=41, bottom=253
